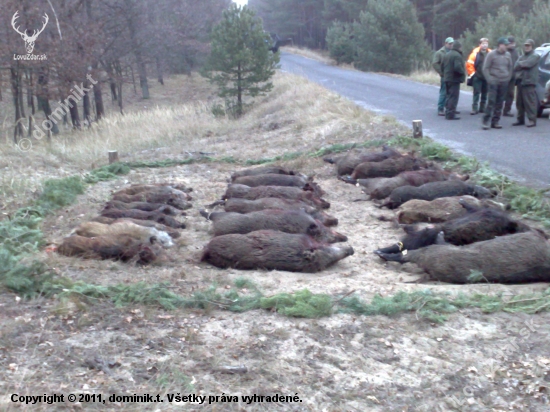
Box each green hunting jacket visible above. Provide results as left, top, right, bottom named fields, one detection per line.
left=442, top=42, right=466, bottom=83
left=432, top=46, right=447, bottom=77
left=514, top=48, right=540, bottom=86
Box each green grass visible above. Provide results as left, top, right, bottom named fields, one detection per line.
left=50, top=278, right=550, bottom=323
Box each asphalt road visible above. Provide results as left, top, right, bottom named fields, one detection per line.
left=280, top=52, right=550, bottom=189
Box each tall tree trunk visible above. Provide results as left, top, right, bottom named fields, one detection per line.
left=19, top=70, right=26, bottom=120
left=11, top=66, right=24, bottom=143
left=83, top=78, right=92, bottom=126
left=37, top=67, right=60, bottom=138
left=27, top=70, right=35, bottom=137
left=91, top=63, right=104, bottom=120
left=69, top=100, right=81, bottom=129
left=130, top=64, right=137, bottom=94
left=124, top=0, right=149, bottom=99
left=114, top=61, right=124, bottom=114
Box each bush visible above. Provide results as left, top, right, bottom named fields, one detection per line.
left=353, top=0, right=430, bottom=74
left=326, top=21, right=355, bottom=64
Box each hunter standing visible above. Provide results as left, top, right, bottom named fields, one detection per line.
left=466, top=38, right=490, bottom=115
left=482, top=37, right=513, bottom=129
left=512, top=39, right=540, bottom=127
left=433, top=37, right=455, bottom=116
left=503, top=36, right=519, bottom=116
left=442, top=40, right=465, bottom=120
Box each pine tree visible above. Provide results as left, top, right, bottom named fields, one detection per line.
left=202, top=4, right=279, bottom=116
left=326, top=22, right=355, bottom=64
left=353, top=0, right=429, bottom=75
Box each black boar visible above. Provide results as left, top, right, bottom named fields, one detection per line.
left=201, top=230, right=354, bottom=272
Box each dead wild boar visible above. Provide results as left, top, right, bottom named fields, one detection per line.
left=74, top=221, right=174, bottom=248
left=379, top=180, right=494, bottom=209
left=90, top=217, right=182, bottom=239
left=354, top=169, right=468, bottom=200
left=201, top=230, right=354, bottom=272
left=375, top=200, right=532, bottom=255
left=113, top=184, right=192, bottom=197
left=112, top=188, right=192, bottom=210
left=222, top=197, right=338, bottom=226
left=349, top=155, right=429, bottom=180
left=232, top=174, right=325, bottom=197
left=200, top=209, right=347, bottom=243
left=99, top=209, right=186, bottom=228
left=230, top=166, right=296, bottom=181
left=396, top=196, right=509, bottom=224
left=57, top=234, right=157, bottom=264
left=221, top=184, right=330, bottom=209
left=102, top=200, right=181, bottom=216
left=375, top=231, right=550, bottom=284
left=325, top=146, right=402, bottom=176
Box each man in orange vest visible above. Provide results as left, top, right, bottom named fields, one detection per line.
left=467, top=38, right=491, bottom=115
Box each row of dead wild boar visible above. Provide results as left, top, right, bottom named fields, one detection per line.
left=199, top=167, right=354, bottom=272
left=326, top=145, right=550, bottom=284
left=54, top=184, right=192, bottom=264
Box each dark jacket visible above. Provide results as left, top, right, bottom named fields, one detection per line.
left=483, top=49, right=513, bottom=85
left=442, top=41, right=466, bottom=83
left=514, top=40, right=540, bottom=86
left=432, top=46, right=448, bottom=77
left=474, top=49, right=489, bottom=81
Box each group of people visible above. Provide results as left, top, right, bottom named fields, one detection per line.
left=432, top=36, right=541, bottom=129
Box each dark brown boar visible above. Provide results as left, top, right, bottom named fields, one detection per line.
left=350, top=155, right=429, bottom=179
left=222, top=198, right=338, bottom=226
left=375, top=231, right=550, bottom=284
left=232, top=174, right=325, bottom=197
left=57, top=234, right=157, bottom=264
left=379, top=181, right=494, bottom=209
left=230, top=166, right=296, bottom=180
left=222, top=184, right=330, bottom=209
left=200, top=209, right=347, bottom=243
left=113, top=184, right=192, bottom=197
left=100, top=209, right=186, bottom=228
left=102, top=200, right=182, bottom=216
left=327, top=146, right=402, bottom=176
left=366, top=169, right=466, bottom=200
left=201, top=230, right=354, bottom=272
left=112, top=190, right=192, bottom=210
left=375, top=200, right=533, bottom=255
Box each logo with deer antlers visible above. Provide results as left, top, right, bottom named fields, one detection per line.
left=12, top=11, right=49, bottom=54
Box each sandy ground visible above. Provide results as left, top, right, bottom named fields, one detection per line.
left=2, top=154, right=550, bottom=411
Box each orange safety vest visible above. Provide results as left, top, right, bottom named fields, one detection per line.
left=466, top=46, right=492, bottom=77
